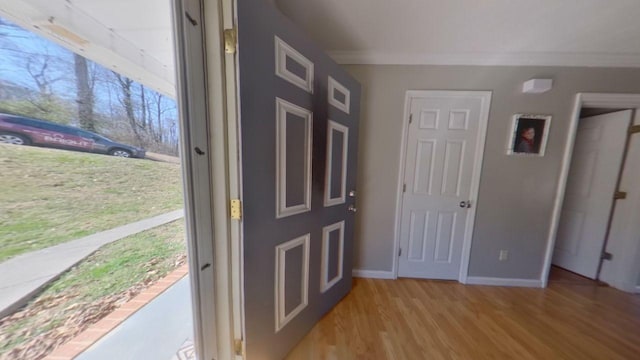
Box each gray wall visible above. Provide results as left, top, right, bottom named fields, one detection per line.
left=345, top=65, right=640, bottom=279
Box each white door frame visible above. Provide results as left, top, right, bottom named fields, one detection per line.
left=392, top=90, right=492, bottom=283
left=542, top=93, right=640, bottom=289
left=173, top=0, right=239, bottom=359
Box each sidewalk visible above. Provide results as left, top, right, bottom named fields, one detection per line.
left=74, top=275, right=194, bottom=360
left=0, top=209, right=184, bottom=318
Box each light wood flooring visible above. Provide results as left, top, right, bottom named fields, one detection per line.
left=286, top=269, right=640, bottom=359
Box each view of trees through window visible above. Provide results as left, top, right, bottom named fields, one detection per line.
left=0, top=17, right=179, bottom=155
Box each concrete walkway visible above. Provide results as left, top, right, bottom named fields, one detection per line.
left=0, top=209, right=184, bottom=318
left=74, top=276, right=194, bottom=360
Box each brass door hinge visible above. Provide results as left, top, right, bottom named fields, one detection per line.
left=230, top=199, right=242, bottom=220
left=614, top=191, right=627, bottom=200
left=629, top=125, right=640, bottom=134
left=234, top=338, right=243, bottom=356
left=224, top=28, right=237, bottom=54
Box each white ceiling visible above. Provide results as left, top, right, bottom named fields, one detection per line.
left=1, top=0, right=638, bottom=98
left=276, top=0, right=640, bottom=67
left=0, top=0, right=175, bottom=96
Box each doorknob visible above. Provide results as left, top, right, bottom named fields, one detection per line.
left=459, top=201, right=471, bottom=208
left=348, top=205, right=357, bottom=212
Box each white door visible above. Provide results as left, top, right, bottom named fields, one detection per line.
left=553, top=110, right=632, bottom=279
left=398, top=91, right=490, bottom=280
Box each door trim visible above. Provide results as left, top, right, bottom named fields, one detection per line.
left=173, top=0, right=232, bottom=358
left=392, top=90, right=492, bottom=283
left=542, top=93, right=640, bottom=289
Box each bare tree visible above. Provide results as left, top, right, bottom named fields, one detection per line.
left=113, top=72, right=143, bottom=146
left=74, top=54, right=95, bottom=131
left=139, top=84, right=147, bottom=130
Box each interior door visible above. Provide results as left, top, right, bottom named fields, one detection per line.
left=553, top=110, right=631, bottom=279
left=236, top=0, right=360, bottom=358
left=398, top=92, right=489, bottom=280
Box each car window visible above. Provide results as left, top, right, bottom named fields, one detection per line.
left=39, top=122, right=63, bottom=132
left=10, top=118, right=41, bottom=128
left=3, top=116, right=86, bottom=137
left=77, top=130, right=95, bottom=138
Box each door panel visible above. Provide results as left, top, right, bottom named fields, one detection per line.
left=398, top=93, right=486, bottom=280
left=237, top=0, right=360, bottom=358
left=553, top=110, right=631, bottom=279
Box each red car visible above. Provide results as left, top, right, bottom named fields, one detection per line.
left=0, top=113, right=146, bottom=158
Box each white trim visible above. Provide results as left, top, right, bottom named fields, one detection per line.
left=275, top=36, right=314, bottom=93
left=222, top=0, right=245, bottom=358
left=274, top=234, right=310, bottom=332
left=466, top=276, right=544, bottom=288
left=324, top=120, right=349, bottom=207
left=392, top=90, right=492, bottom=284
left=172, top=0, right=222, bottom=358
left=275, top=98, right=313, bottom=218
left=320, top=221, right=345, bottom=293
left=542, top=93, right=640, bottom=288
left=352, top=269, right=395, bottom=279
left=328, top=76, right=350, bottom=114
left=327, top=51, right=640, bottom=68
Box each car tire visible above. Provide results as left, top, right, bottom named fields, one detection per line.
left=108, top=148, right=132, bottom=158
left=0, top=132, right=31, bottom=146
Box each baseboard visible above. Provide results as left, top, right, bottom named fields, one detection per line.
left=466, top=276, right=543, bottom=288
left=352, top=269, right=395, bottom=279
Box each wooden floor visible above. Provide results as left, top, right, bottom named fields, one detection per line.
left=286, top=270, right=640, bottom=359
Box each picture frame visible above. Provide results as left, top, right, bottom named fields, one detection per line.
left=507, top=114, right=551, bottom=156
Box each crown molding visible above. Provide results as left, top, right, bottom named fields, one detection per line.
left=328, top=51, right=640, bottom=68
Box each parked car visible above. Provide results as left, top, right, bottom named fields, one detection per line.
left=0, top=113, right=146, bottom=158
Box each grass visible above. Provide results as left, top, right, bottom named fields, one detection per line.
left=0, top=144, right=183, bottom=262
left=0, top=219, right=187, bottom=359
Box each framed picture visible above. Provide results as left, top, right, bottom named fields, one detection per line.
left=507, top=114, right=551, bottom=156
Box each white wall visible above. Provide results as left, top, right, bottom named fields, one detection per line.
left=345, top=64, right=640, bottom=280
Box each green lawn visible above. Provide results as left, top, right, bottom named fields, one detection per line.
left=0, top=219, right=187, bottom=359
left=0, top=144, right=183, bottom=262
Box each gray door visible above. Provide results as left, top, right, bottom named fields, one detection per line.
left=237, top=0, right=360, bottom=358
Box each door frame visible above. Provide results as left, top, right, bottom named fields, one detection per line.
left=392, top=90, right=492, bottom=283
left=542, top=93, right=640, bottom=290
left=173, top=0, right=239, bottom=359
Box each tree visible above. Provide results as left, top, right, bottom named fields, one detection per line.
left=113, top=72, right=143, bottom=146
left=74, top=54, right=96, bottom=131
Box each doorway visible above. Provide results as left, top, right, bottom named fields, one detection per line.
left=394, top=91, right=491, bottom=281
left=551, top=108, right=632, bottom=280
left=544, top=93, right=640, bottom=293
